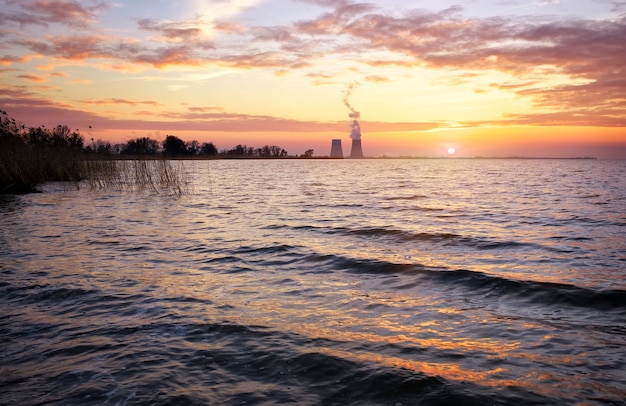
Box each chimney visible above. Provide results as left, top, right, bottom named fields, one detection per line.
left=350, top=139, right=363, bottom=158
left=330, top=139, right=344, bottom=158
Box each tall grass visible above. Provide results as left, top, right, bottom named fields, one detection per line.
left=0, top=111, right=189, bottom=195
left=0, top=136, right=81, bottom=194
left=83, top=158, right=190, bottom=195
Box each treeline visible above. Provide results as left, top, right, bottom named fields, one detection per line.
left=219, top=143, right=288, bottom=158
left=90, top=135, right=288, bottom=158
left=88, top=135, right=220, bottom=157
left=0, top=110, right=305, bottom=193
left=0, top=111, right=293, bottom=158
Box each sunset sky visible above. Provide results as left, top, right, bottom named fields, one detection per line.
left=1, top=0, right=625, bottom=157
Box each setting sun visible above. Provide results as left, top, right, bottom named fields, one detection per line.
left=448, top=147, right=456, bottom=156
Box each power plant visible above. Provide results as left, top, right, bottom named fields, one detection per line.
left=330, top=139, right=344, bottom=158
left=328, top=124, right=364, bottom=159
left=350, top=138, right=363, bottom=159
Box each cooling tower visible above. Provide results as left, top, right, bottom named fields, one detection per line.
left=330, top=139, right=344, bottom=158
left=349, top=139, right=363, bottom=158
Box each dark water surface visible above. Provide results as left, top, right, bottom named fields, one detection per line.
left=1, top=159, right=625, bottom=405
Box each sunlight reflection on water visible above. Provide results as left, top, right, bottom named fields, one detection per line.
left=1, top=159, right=625, bottom=404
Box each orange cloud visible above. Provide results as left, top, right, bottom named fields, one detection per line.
left=1, top=0, right=624, bottom=154
left=295, top=5, right=626, bottom=127
left=17, top=74, right=46, bottom=82
left=364, top=75, right=389, bottom=83
left=18, top=35, right=110, bottom=60
left=1, top=85, right=438, bottom=135
left=81, top=98, right=164, bottom=107
left=0, top=55, right=27, bottom=65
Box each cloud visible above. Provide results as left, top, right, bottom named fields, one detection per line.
left=17, top=74, right=46, bottom=82
left=536, top=0, right=561, bottom=5
left=364, top=75, right=389, bottom=83
left=0, top=85, right=75, bottom=111
left=81, top=98, right=164, bottom=107
left=1, top=0, right=108, bottom=27
left=212, top=21, right=246, bottom=34
left=295, top=2, right=376, bottom=35
left=137, top=18, right=205, bottom=42
left=1, top=87, right=441, bottom=135
left=188, top=106, right=224, bottom=112
left=2, top=0, right=625, bottom=128
left=296, top=5, right=626, bottom=126
left=305, top=72, right=338, bottom=85
left=0, top=54, right=27, bottom=65
left=17, top=35, right=110, bottom=60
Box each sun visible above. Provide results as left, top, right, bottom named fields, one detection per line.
left=447, top=147, right=456, bottom=156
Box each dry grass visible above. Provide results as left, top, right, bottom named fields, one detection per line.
left=1, top=110, right=189, bottom=194
left=1, top=154, right=191, bottom=195
left=83, top=158, right=192, bottom=195
left=0, top=143, right=83, bottom=194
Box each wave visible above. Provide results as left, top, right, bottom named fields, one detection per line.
left=1, top=282, right=213, bottom=312
left=429, top=268, right=626, bottom=312
left=2, top=284, right=98, bottom=303
left=292, top=225, right=553, bottom=251
left=300, top=253, right=626, bottom=313
left=182, top=232, right=623, bottom=314
left=1, top=315, right=559, bottom=405
left=384, top=194, right=429, bottom=200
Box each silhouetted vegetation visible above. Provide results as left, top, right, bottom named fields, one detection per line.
left=120, top=137, right=160, bottom=156
left=221, top=144, right=287, bottom=158
left=82, top=159, right=189, bottom=195
left=0, top=111, right=189, bottom=194
left=163, top=135, right=187, bottom=157
left=1, top=109, right=321, bottom=193
left=1, top=111, right=87, bottom=193
left=201, top=141, right=218, bottom=156
left=162, top=135, right=218, bottom=158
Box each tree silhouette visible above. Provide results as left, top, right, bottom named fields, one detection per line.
left=163, top=135, right=187, bottom=157
left=121, top=137, right=159, bottom=155
left=201, top=142, right=218, bottom=156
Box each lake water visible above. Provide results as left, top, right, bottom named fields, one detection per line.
left=1, top=159, right=625, bottom=405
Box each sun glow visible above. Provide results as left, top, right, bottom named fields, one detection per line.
left=447, top=147, right=456, bottom=156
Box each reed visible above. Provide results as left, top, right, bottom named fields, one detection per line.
left=82, top=158, right=190, bottom=195
left=1, top=111, right=189, bottom=195
left=1, top=140, right=80, bottom=194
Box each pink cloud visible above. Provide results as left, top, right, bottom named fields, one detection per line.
left=2, top=1, right=624, bottom=128
left=213, top=21, right=247, bottom=34
left=294, top=5, right=626, bottom=127
left=18, top=35, right=110, bottom=60
left=188, top=106, right=224, bottom=113
left=2, top=0, right=107, bottom=27
left=1, top=88, right=441, bottom=136
left=137, top=18, right=205, bottom=42
left=0, top=54, right=26, bottom=65
left=16, top=73, right=46, bottom=82
left=81, top=98, right=164, bottom=107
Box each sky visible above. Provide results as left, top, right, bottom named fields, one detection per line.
left=1, top=0, right=625, bottom=158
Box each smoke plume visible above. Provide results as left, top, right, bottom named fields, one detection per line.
left=343, top=83, right=362, bottom=140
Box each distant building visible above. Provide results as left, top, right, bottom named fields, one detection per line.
left=350, top=139, right=363, bottom=159
left=330, top=139, right=344, bottom=158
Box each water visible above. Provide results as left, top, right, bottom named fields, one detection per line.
left=1, top=159, right=625, bottom=405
